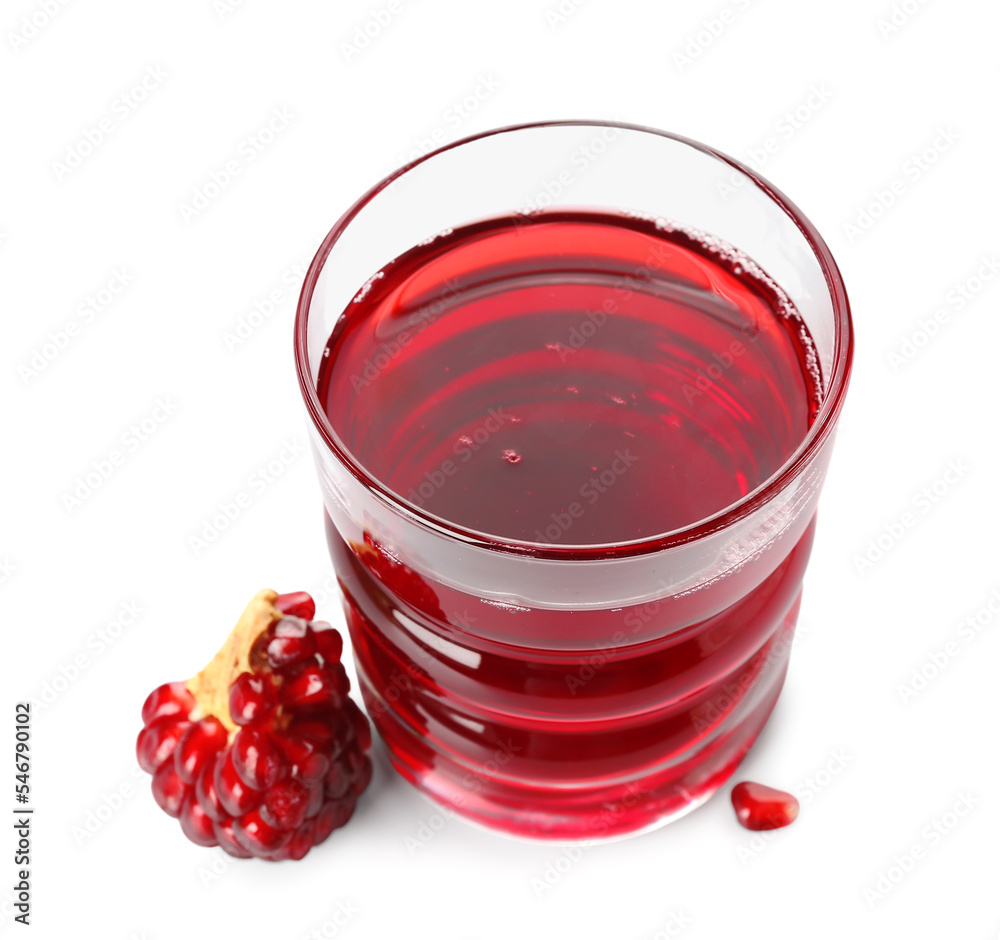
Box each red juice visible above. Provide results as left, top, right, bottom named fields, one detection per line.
left=316, top=209, right=822, bottom=838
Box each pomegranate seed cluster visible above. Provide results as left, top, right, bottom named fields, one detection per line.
left=136, top=590, right=372, bottom=860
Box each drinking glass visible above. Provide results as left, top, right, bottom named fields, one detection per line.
left=294, top=121, right=853, bottom=840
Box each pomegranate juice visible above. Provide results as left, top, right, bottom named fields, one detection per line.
left=316, top=210, right=822, bottom=838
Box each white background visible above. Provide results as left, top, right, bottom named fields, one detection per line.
left=2, top=0, right=998, bottom=937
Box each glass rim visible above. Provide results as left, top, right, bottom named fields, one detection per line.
left=294, top=119, right=854, bottom=560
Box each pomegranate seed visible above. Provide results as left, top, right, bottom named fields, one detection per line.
left=328, top=714, right=354, bottom=761
left=351, top=755, right=373, bottom=797
left=325, top=759, right=352, bottom=800
left=305, top=783, right=325, bottom=818
left=213, top=817, right=253, bottom=858
left=313, top=802, right=339, bottom=845
left=731, top=781, right=800, bottom=831
left=300, top=753, right=331, bottom=786
left=329, top=662, right=351, bottom=696
left=229, top=673, right=277, bottom=726
left=287, top=718, right=334, bottom=745
left=285, top=819, right=317, bottom=860
left=174, top=717, right=228, bottom=784
left=274, top=592, right=316, bottom=620
left=263, top=616, right=317, bottom=669
left=151, top=762, right=189, bottom=818
left=278, top=663, right=344, bottom=711
left=195, top=754, right=225, bottom=821
left=314, top=794, right=357, bottom=845
left=214, top=747, right=261, bottom=817
left=232, top=728, right=285, bottom=790
left=233, top=808, right=292, bottom=855
left=277, top=735, right=330, bottom=785
left=328, top=794, right=358, bottom=831
left=313, top=625, right=344, bottom=664
left=179, top=793, right=218, bottom=847
left=261, top=779, right=310, bottom=831
left=345, top=699, right=371, bottom=751
left=137, top=718, right=190, bottom=774
left=141, top=682, right=195, bottom=725
left=344, top=744, right=366, bottom=778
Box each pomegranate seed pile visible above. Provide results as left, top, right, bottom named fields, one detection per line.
left=136, top=590, right=372, bottom=860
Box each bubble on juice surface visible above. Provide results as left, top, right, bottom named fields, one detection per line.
left=652, top=214, right=823, bottom=408
left=502, top=450, right=522, bottom=465
left=352, top=269, right=385, bottom=304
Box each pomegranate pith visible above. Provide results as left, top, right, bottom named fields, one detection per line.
left=136, top=589, right=372, bottom=860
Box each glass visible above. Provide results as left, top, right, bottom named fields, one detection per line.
left=294, top=121, right=853, bottom=840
